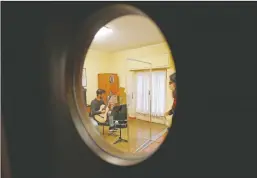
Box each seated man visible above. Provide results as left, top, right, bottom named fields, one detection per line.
left=90, top=89, right=117, bottom=132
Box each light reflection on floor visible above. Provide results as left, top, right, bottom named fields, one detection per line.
left=98, top=119, right=168, bottom=153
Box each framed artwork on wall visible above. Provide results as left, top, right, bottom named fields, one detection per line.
left=82, top=68, right=87, bottom=88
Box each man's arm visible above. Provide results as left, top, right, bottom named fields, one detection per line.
left=166, top=98, right=176, bottom=116
left=91, top=101, right=102, bottom=116
left=169, top=98, right=177, bottom=115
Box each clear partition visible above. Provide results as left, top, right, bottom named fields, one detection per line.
left=125, top=58, right=153, bottom=153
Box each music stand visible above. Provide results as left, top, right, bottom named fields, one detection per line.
left=112, top=105, right=128, bottom=144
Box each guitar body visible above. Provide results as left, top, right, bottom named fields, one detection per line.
left=94, top=104, right=109, bottom=123
left=93, top=95, right=115, bottom=123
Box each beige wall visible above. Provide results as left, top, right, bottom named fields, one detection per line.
left=107, top=42, right=175, bottom=123
left=83, top=49, right=111, bottom=104
left=84, top=42, right=176, bottom=124
left=108, top=42, right=175, bottom=87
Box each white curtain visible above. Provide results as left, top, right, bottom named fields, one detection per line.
left=151, top=71, right=166, bottom=116
left=136, top=72, right=150, bottom=114
left=136, top=71, right=166, bottom=117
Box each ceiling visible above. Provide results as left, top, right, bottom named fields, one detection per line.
left=90, top=15, right=165, bottom=52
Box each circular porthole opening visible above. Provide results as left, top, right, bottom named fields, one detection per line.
left=67, top=4, right=176, bottom=166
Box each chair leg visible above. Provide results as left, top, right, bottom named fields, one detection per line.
left=108, top=124, right=118, bottom=136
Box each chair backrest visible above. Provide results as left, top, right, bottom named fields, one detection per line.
left=119, top=104, right=127, bottom=115
left=112, top=104, right=127, bottom=121
left=111, top=105, right=120, bottom=119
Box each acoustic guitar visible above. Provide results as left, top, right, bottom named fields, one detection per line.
left=94, top=95, right=116, bottom=123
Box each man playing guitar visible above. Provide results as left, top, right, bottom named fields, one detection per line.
left=90, top=89, right=117, bottom=132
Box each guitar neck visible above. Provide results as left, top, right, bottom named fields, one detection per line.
left=106, top=95, right=114, bottom=105
left=102, top=99, right=111, bottom=110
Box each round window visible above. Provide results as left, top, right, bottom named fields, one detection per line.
left=68, top=4, right=176, bottom=166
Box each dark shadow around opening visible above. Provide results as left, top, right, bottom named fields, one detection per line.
left=66, top=4, right=174, bottom=166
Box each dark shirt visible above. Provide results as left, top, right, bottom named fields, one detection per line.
left=168, top=89, right=177, bottom=115
left=90, top=99, right=105, bottom=117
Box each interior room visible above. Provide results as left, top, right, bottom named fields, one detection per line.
left=81, top=15, right=176, bottom=154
